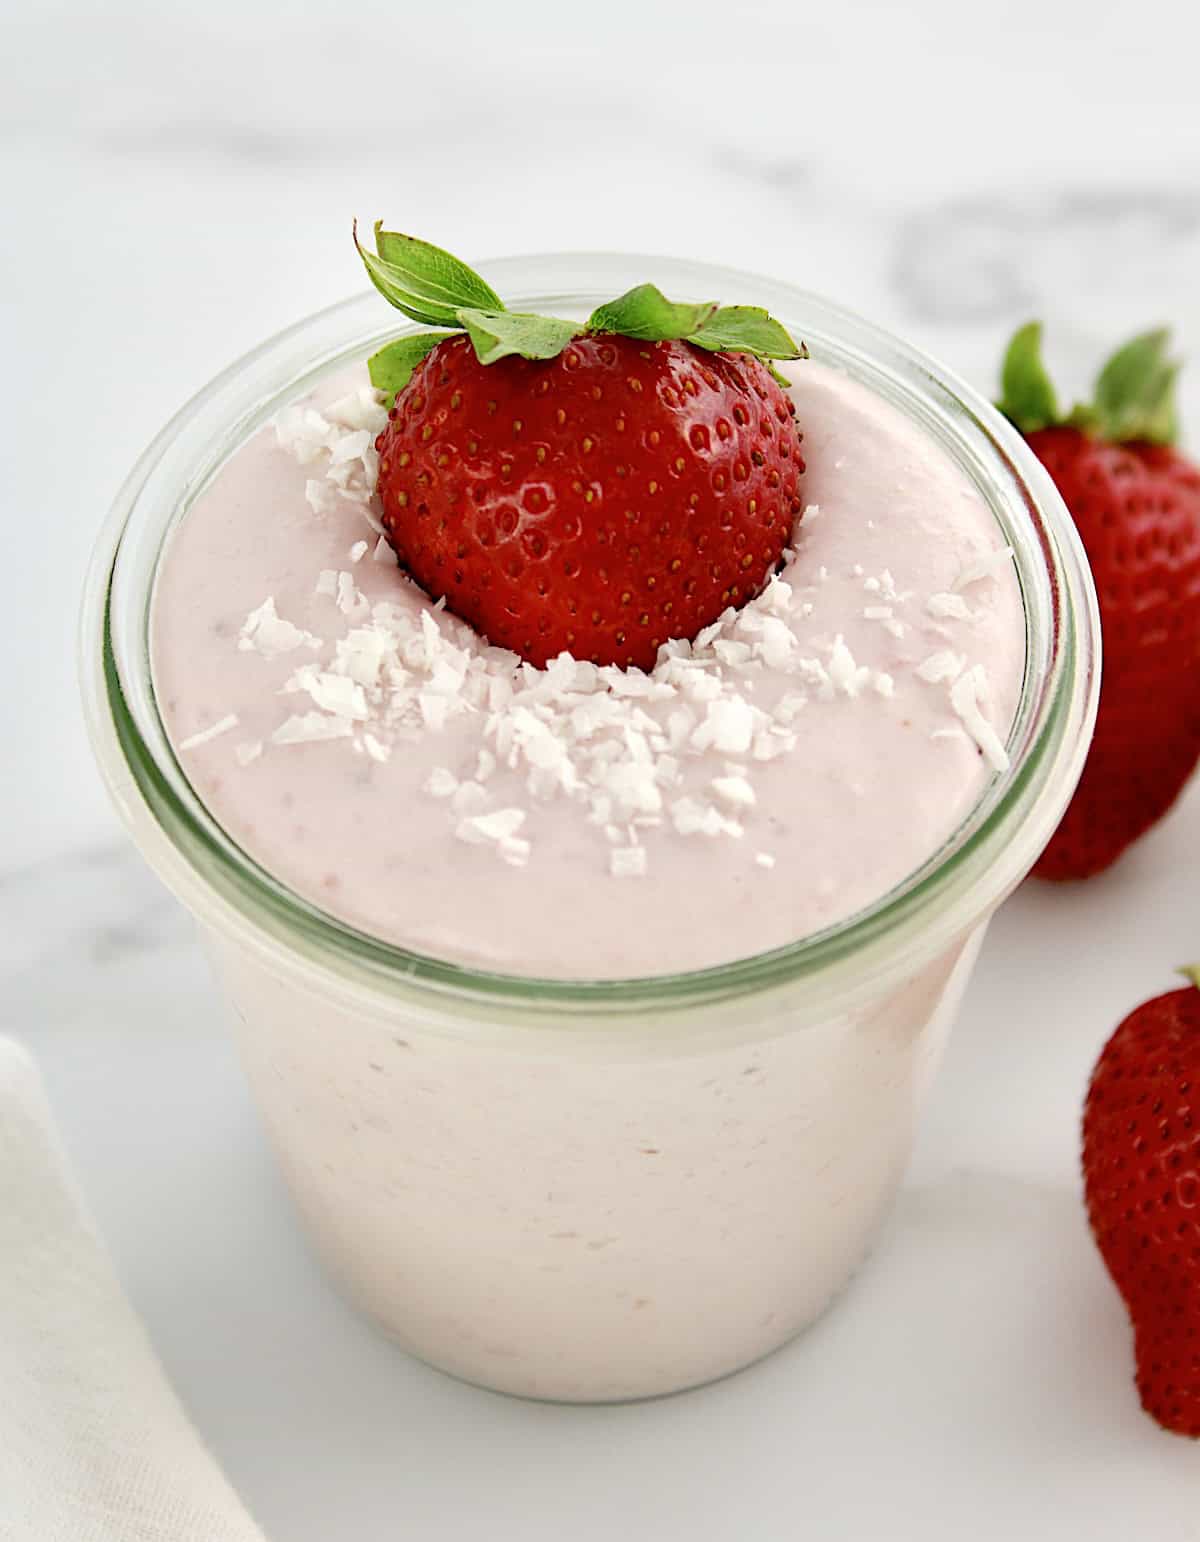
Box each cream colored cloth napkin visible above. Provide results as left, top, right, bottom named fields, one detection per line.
left=0, top=1037, right=266, bottom=1542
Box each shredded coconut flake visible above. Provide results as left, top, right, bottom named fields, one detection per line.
left=419, top=692, right=450, bottom=731
left=456, top=807, right=528, bottom=847
left=712, top=775, right=756, bottom=809
left=954, top=546, right=1015, bottom=590
left=694, top=698, right=756, bottom=754
left=275, top=391, right=388, bottom=538
left=760, top=575, right=794, bottom=614
left=499, top=836, right=531, bottom=867
left=336, top=571, right=367, bottom=618
left=179, top=714, right=239, bottom=751
left=926, top=592, right=973, bottom=621
left=425, top=767, right=458, bottom=798
left=271, top=712, right=353, bottom=745
left=284, top=665, right=368, bottom=721
left=305, top=479, right=338, bottom=516
left=451, top=780, right=489, bottom=815
left=713, top=639, right=753, bottom=667
left=670, top=797, right=743, bottom=838
left=828, top=636, right=871, bottom=697
left=916, top=650, right=966, bottom=684
left=327, top=388, right=391, bottom=434
left=949, top=665, right=1010, bottom=770
left=238, top=597, right=319, bottom=658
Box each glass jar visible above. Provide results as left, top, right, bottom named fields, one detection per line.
left=80, top=255, right=1099, bottom=1402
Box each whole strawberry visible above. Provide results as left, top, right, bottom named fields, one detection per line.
left=355, top=224, right=807, bottom=670
left=997, top=324, right=1200, bottom=879
left=1082, top=969, right=1200, bottom=1438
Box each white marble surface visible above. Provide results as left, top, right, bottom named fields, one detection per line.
left=4, top=0, right=1200, bottom=1533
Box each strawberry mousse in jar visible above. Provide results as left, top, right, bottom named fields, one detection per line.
left=81, top=244, right=1099, bottom=1402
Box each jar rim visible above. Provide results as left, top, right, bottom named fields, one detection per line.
left=80, top=252, right=1100, bottom=1018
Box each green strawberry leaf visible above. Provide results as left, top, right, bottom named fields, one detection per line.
left=354, top=232, right=460, bottom=328
left=1092, top=328, right=1180, bottom=445
left=354, top=223, right=809, bottom=383
left=587, top=284, right=718, bottom=341
left=996, top=321, right=1060, bottom=433
left=997, top=322, right=1184, bottom=445
left=353, top=222, right=503, bottom=328
left=457, top=308, right=579, bottom=366
left=368, top=332, right=455, bottom=396
left=373, top=224, right=504, bottom=314
left=690, top=306, right=806, bottom=361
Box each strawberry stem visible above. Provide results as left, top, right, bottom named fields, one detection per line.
left=996, top=322, right=1182, bottom=447
left=996, top=322, right=1060, bottom=434
left=354, top=221, right=807, bottom=374
left=1178, top=966, right=1200, bottom=991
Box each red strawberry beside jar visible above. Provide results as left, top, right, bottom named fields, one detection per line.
left=1083, top=970, right=1200, bottom=1438
left=997, top=324, right=1200, bottom=880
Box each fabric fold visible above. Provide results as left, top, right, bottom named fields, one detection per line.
left=0, top=1037, right=266, bottom=1542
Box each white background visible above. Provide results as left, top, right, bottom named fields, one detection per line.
left=3, top=0, right=1200, bottom=1534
